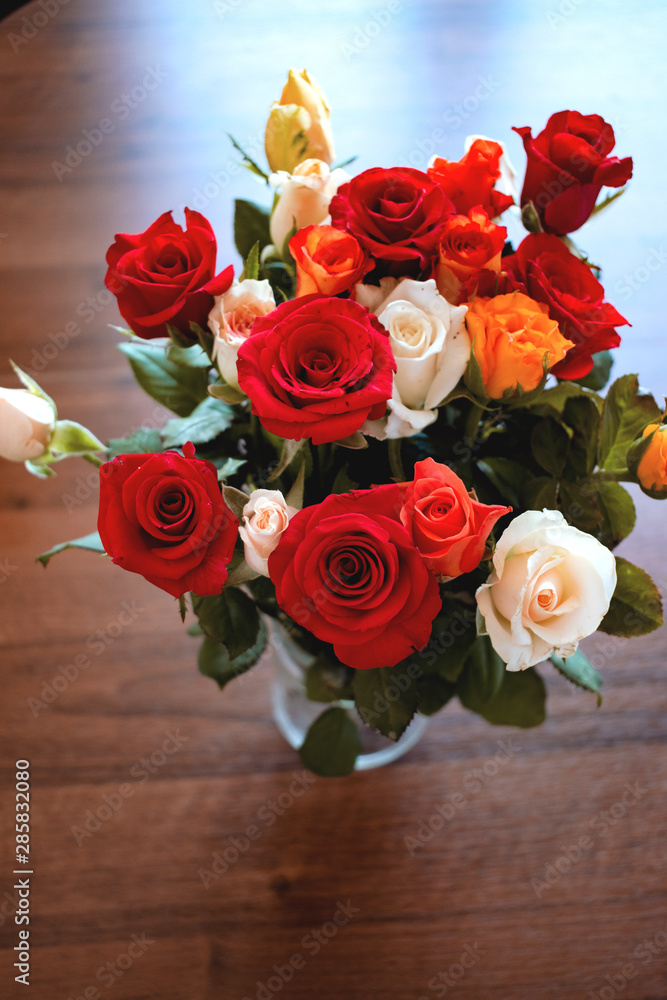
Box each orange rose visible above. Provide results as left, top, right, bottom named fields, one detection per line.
left=399, top=458, right=510, bottom=578
left=636, top=424, right=667, bottom=494
left=435, top=207, right=506, bottom=305
left=290, top=224, right=373, bottom=297
left=465, top=292, right=574, bottom=399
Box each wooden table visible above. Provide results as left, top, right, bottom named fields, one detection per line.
left=1, top=1, right=666, bottom=997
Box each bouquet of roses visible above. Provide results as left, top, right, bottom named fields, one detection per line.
left=4, top=69, right=665, bottom=776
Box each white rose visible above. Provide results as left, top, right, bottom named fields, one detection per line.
left=476, top=509, right=617, bottom=671
left=0, top=388, right=54, bottom=462
left=239, top=490, right=297, bottom=577
left=269, top=158, right=350, bottom=252
left=356, top=278, right=469, bottom=439
left=208, top=279, right=275, bottom=389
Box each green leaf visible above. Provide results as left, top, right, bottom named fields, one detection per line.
left=333, top=431, right=368, bottom=450
left=285, top=460, right=306, bottom=510
left=221, top=484, right=248, bottom=521
left=197, top=626, right=266, bottom=691
left=190, top=321, right=215, bottom=360
left=166, top=341, right=211, bottom=368
left=178, top=594, right=187, bottom=622
left=50, top=420, right=106, bottom=456
left=305, top=654, right=354, bottom=704
left=241, top=241, right=260, bottom=282
left=267, top=437, right=306, bottom=481
left=213, top=456, right=246, bottom=482
left=522, top=476, right=558, bottom=510
left=353, top=664, right=419, bottom=741
left=417, top=674, right=456, bottom=716
left=599, top=556, right=663, bottom=637
left=234, top=199, right=271, bottom=259
left=161, top=396, right=234, bottom=448
left=165, top=323, right=194, bottom=349
left=456, top=635, right=505, bottom=712
left=590, top=481, right=636, bottom=548
left=550, top=650, right=602, bottom=706
left=531, top=418, right=570, bottom=477
left=563, top=395, right=600, bottom=477
left=527, top=381, right=601, bottom=418
left=599, top=374, right=662, bottom=473
left=331, top=465, right=359, bottom=495
left=118, top=341, right=209, bottom=417
left=192, top=589, right=263, bottom=660
left=468, top=667, right=546, bottom=728
left=299, top=707, right=362, bottom=777
left=108, top=427, right=163, bottom=458
left=573, top=350, right=614, bottom=391
left=476, top=458, right=528, bottom=508
left=208, top=381, right=246, bottom=405
left=424, top=601, right=478, bottom=683
left=227, top=133, right=270, bottom=182
left=558, top=480, right=602, bottom=531
left=37, top=531, right=105, bottom=567
left=10, top=359, right=56, bottom=416
left=463, top=340, right=487, bottom=401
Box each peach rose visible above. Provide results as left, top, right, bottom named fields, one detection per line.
left=239, top=490, right=298, bottom=576
left=208, top=279, right=276, bottom=389
left=465, top=291, right=574, bottom=399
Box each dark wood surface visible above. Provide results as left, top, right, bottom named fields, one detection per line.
left=1, top=1, right=666, bottom=998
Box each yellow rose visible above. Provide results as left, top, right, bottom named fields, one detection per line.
left=465, top=292, right=574, bottom=398
left=265, top=69, right=334, bottom=173
left=636, top=424, right=667, bottom=493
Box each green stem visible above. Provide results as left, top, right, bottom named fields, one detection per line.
left=591, top=469, right=635, bottom=483
left=82, top=453, right=103, bottom=468
left=388, top=438, right=405, bottom=482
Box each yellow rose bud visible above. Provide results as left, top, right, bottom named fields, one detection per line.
left=265, top=69, right=334, bottom=173
left=264, top=103, right=311, bottom=175
left=465, top=291, right=574, bottom=399
left=637, top=423, right=667, bottom=493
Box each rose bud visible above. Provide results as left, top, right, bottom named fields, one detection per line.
left=269, top=159, right=350, bottom=253
left=476, top=509, right=616, bottom=670
left=635, top=424, right=667, bottom=496
left=0, top=387, right=54, bottom=462
left=435, top=207, right=507, bottom=305
left=513, top=111, right=633, bottom=235
left=464, top=292, right=574, bottom=398
left=290, top=225, right=373, bottom=297
left=427, top=138, right=515, bottom=218
left=265, top=68, right=335, bottom=173
left=239, top=490, right=298, bottom=576
left=208, top=278, right=276, bottom=389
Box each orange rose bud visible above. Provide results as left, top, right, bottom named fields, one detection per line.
left=289, top=224, right=374, bottom=297
left=636, top=424, right=667, bottom=494
left=465, top=291, right=574, bottom=399
left=427, top=139, right=514, bottom=218
left=435, top=207, right=506, bottom=304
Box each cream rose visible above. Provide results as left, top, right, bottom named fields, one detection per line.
left=476, top=509, right=617, bottom=671
left=0, top=388, right=54, bottom=462
left=239, top=490, right=297, bottom=577
left=208, top=279, right=276, bottom=389
left=269, top=158, right=350, bottom=253
left=355, top=278, right=469, bottom=439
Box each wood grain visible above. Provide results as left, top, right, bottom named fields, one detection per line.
left=1, top=1, right=666, bottom=998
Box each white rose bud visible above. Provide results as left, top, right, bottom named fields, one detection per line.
left=356, top=278, right=469, bottom=439
left=208, top=279, right=276, bottom=389
left=269, top=158, right=350, bottom=253
left=239, top=489, right=298, bottom=577
left=0, top=387, right=55, bottom=462
left=476, top=509, right=617, bottom=671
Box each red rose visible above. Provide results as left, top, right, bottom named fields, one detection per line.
left=504, top=233, right=629, bottom=379
left=399, top=459, right=510, bottom=578
left=236, top=294, right=395, bottom=445
left=268, top=485, right=441, bottom=670
left=105, top=209, right=228, bottom=340
left=98, top=442, right=238, bottom=599
left=329, top=167, right=453, bottom=277
left=513, top=111, right=633, bottom=235
left=427, top=139, right=514, bottom=218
